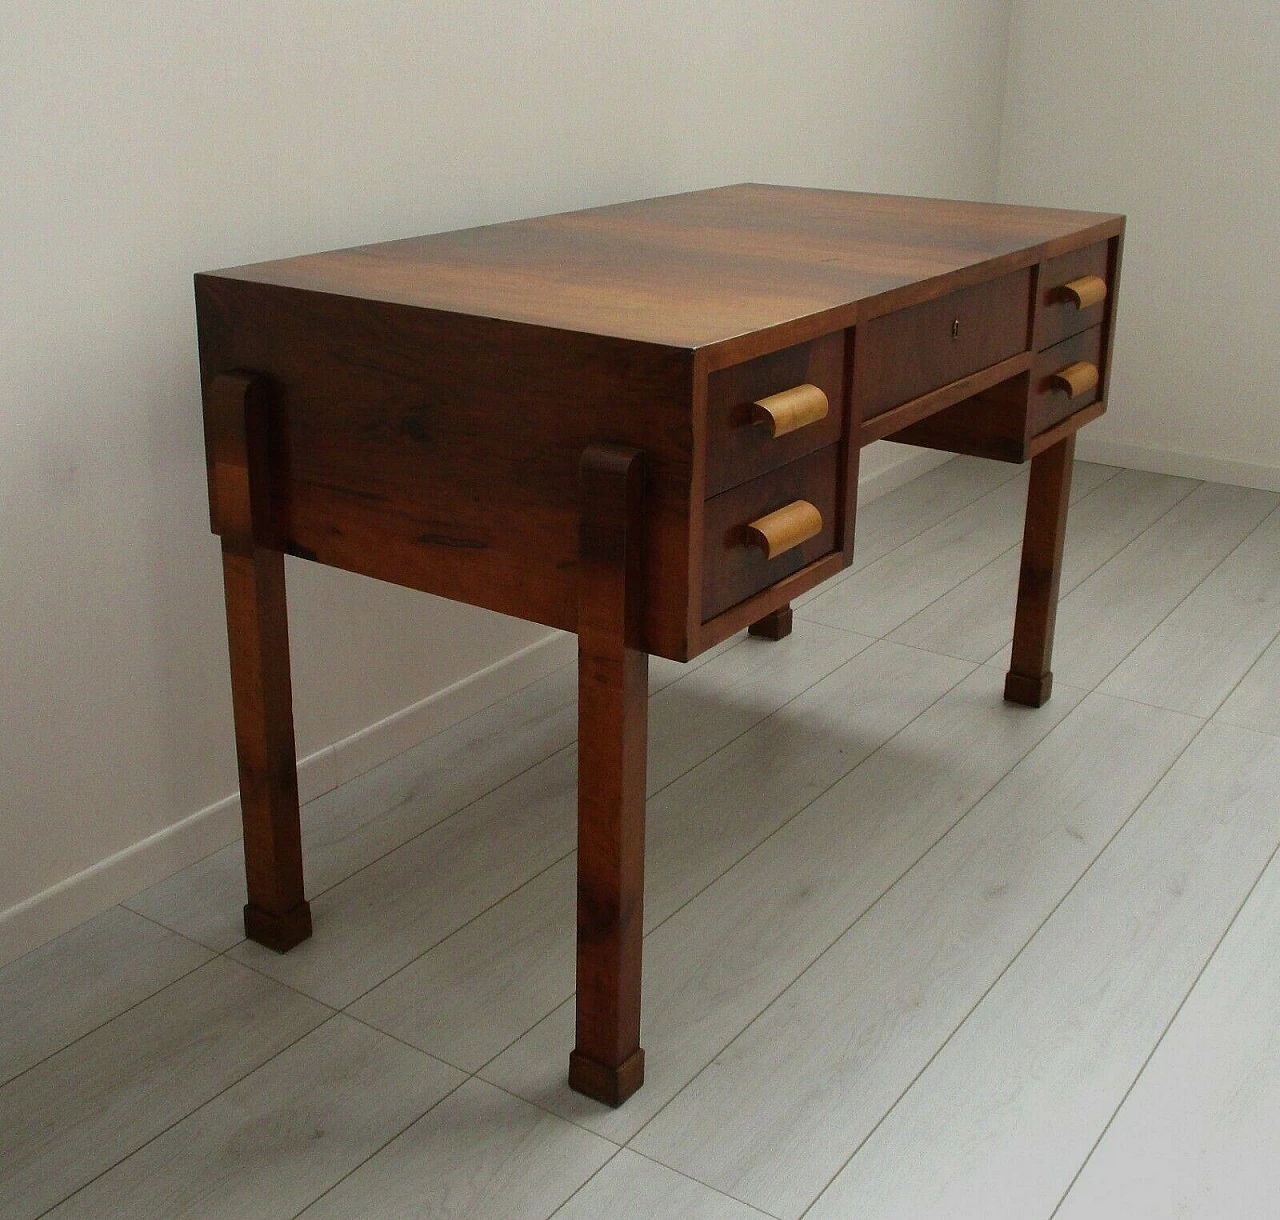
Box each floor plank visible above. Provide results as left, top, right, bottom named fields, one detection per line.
left=633, top=694, right=1200, bottom=1218
left=296, top=1078, right=615, bottom=1220
left=0, top=906, right=211, bottom=1086
left=0, top=957, right=328, bottom=1220
left=482, top=661, right=1083, bottom=1145
left=804, top=722, right=1280, bottom=1220
left=987, top=482, right=1278, bottom=688
left=228, top=626, right=869, bottom=1010
left=1100, top=503, right=1280, bottom=715
left=351, top=637, right=942, bottom=1074
left=1215, top=631, right=1280, bottom=736
left=551, top=1150, right=771, bottom=1220
left=794, top=455, right=1028, bottom=606
left=801, top=471, right=1033, bottom=637
left=1056, top=835, right=1280, bottom=1220
left=44, top=1016, right=462, bottom=1219
left=800, top=461, right=1115, bottom=639
left=889, top=468, right=1198, bottom=662
left=126, top=663, right=581, bottom=951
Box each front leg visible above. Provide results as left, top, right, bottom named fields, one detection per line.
left=206, top=372, right=311, bottom=951
left=570, top=444, right=648, bottom=1106
left=1005, top=434, right=1075, bottom=707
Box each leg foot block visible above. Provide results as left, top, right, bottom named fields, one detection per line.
left=244, top=900, right=313, bottom=952
left=749, top=605, right=793, bottom=641
left=568, top=1047, right=645, bottom=1107
left=1004, top=669, right=1053, bottom=707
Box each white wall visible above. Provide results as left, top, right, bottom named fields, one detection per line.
left=1, top=1, right=1014, bottom=962
left=997, top=0, right=1280, bottom=487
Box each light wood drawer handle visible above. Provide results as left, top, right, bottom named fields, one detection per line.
left=1049, top=361, right=1099, bottom=399
left=1062, top=275, right=1107, bottom=309
left=752, top=383, right=829, bottom=438
left=746, top=500, right=823, bottom=559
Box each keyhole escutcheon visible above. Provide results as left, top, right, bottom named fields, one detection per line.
left=951, top=318, right=960, bottom=340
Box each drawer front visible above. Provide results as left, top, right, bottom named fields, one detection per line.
left=705, top=330, right=845, bottom=497
left=701, top=446, right=840, bottom=620
left=1036, top=241, right=1111, bottom=349
left=859, top=268, right=1032, bottom=419
left=1030, top=325, right=1105, bottom=435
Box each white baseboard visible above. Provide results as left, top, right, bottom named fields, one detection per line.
left=1075, top=437, right=1280, bottom=492
left=857, top=446, right=953, bottom=503
left=0, top=446, right=997, bottom=968
left=0, top=629, right=576, bottom=968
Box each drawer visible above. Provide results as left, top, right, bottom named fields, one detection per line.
left=858, top=268, right=1032, bottom=419
left=705, top=330, right=845, bottom=497
left=701, top=446, right=840, bottom=620
left=1030, top=325, right=1105, bottom=435
left=1036, top=241, right=1111, bottom=349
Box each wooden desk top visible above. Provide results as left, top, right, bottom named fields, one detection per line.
left=204, top=184, right=1122, bottom=354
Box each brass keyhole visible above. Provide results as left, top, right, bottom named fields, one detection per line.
left=951, top=318, right=960, bottom=340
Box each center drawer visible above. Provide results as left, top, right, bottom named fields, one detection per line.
left=858, top=268, right=1032, bottom=419
left=701, top=445, right=840, bottom=621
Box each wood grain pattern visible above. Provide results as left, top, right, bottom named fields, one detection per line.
left=1034, top=240, right=1110, bottom=348
left=205, top=373, right=312, bottom=951
left=702, top=447, right=840, bottom=620
left=805, top=722, right=1276, bottom=1220
left=204, top=184, right=1122, bottom=355
left=1032, top=326, right=1105, bottom=433
left=856, top=269, right=1032, bottom=419
left=570, top=445, right=649, bottom=1106
left=705, top=331, right=844, bottom=497
left=1005, top=435, right=1076, bottom=706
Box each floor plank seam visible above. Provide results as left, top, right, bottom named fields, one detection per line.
left=635, top=656, right=978, bottom=950
left=1096, top=496, right=1280, bottom=718
left=335, top=847, right=578, bottom=1018
left=1047, top=831, right=1280, bottom=1220
left=790, top=711, right=1218, bottom=1220
left=800, top=458, right=1028, bottom=603
left=1203, top=614, right=1280, bottom=727
left=0, top=949, right=215, bottom=1094
left=29, top=1009, right=348, bottom=1220
left=880, top=463, right=1142, bottom=651
left=280, top=1069, right=475, bottom=1220
left=480, top=1077, right=628, bottom=1148
left=627, top=674, right=1103, bottom=1156
left=543, top=1146, right=628, bottom=1220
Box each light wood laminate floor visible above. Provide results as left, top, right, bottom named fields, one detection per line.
left=4, top=456, right=1279, bottom=1219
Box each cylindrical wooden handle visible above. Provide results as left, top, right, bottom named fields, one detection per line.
left=745, top=500, right=823, bottom=559
left=1049, top=361, right=1099, bottom=399
left=752, top=384, right=829, bottom=437
left=1062, top=275, right=1107, bottom=309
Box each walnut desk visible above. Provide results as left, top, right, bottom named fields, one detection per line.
left=195, top=184, right=1124, bottom=1106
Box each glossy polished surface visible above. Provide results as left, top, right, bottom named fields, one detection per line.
left=205, top=184, right=1122, bottom=350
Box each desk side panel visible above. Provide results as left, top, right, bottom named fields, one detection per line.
left=195, top=278, right=696, bottom=659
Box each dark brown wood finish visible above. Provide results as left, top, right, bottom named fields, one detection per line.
left=205, top=373, right=312, bottom=951
left=1031, top=325, right=1106, bottom=434
left=705, top=331, right=845, bottom=496
left=1005, top=434, right=1077, bottom=707
left=1035, top=240, right=1110, bottom=349
left=570, top=445, right=649, bottom=1107
left=196, top=184, right=1125, bottom=1102
left=701, top=446, right=841, bottom=620
left=749, top=605, right=794, bottom=640
left=857, top=269, right=1033, bottom=419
